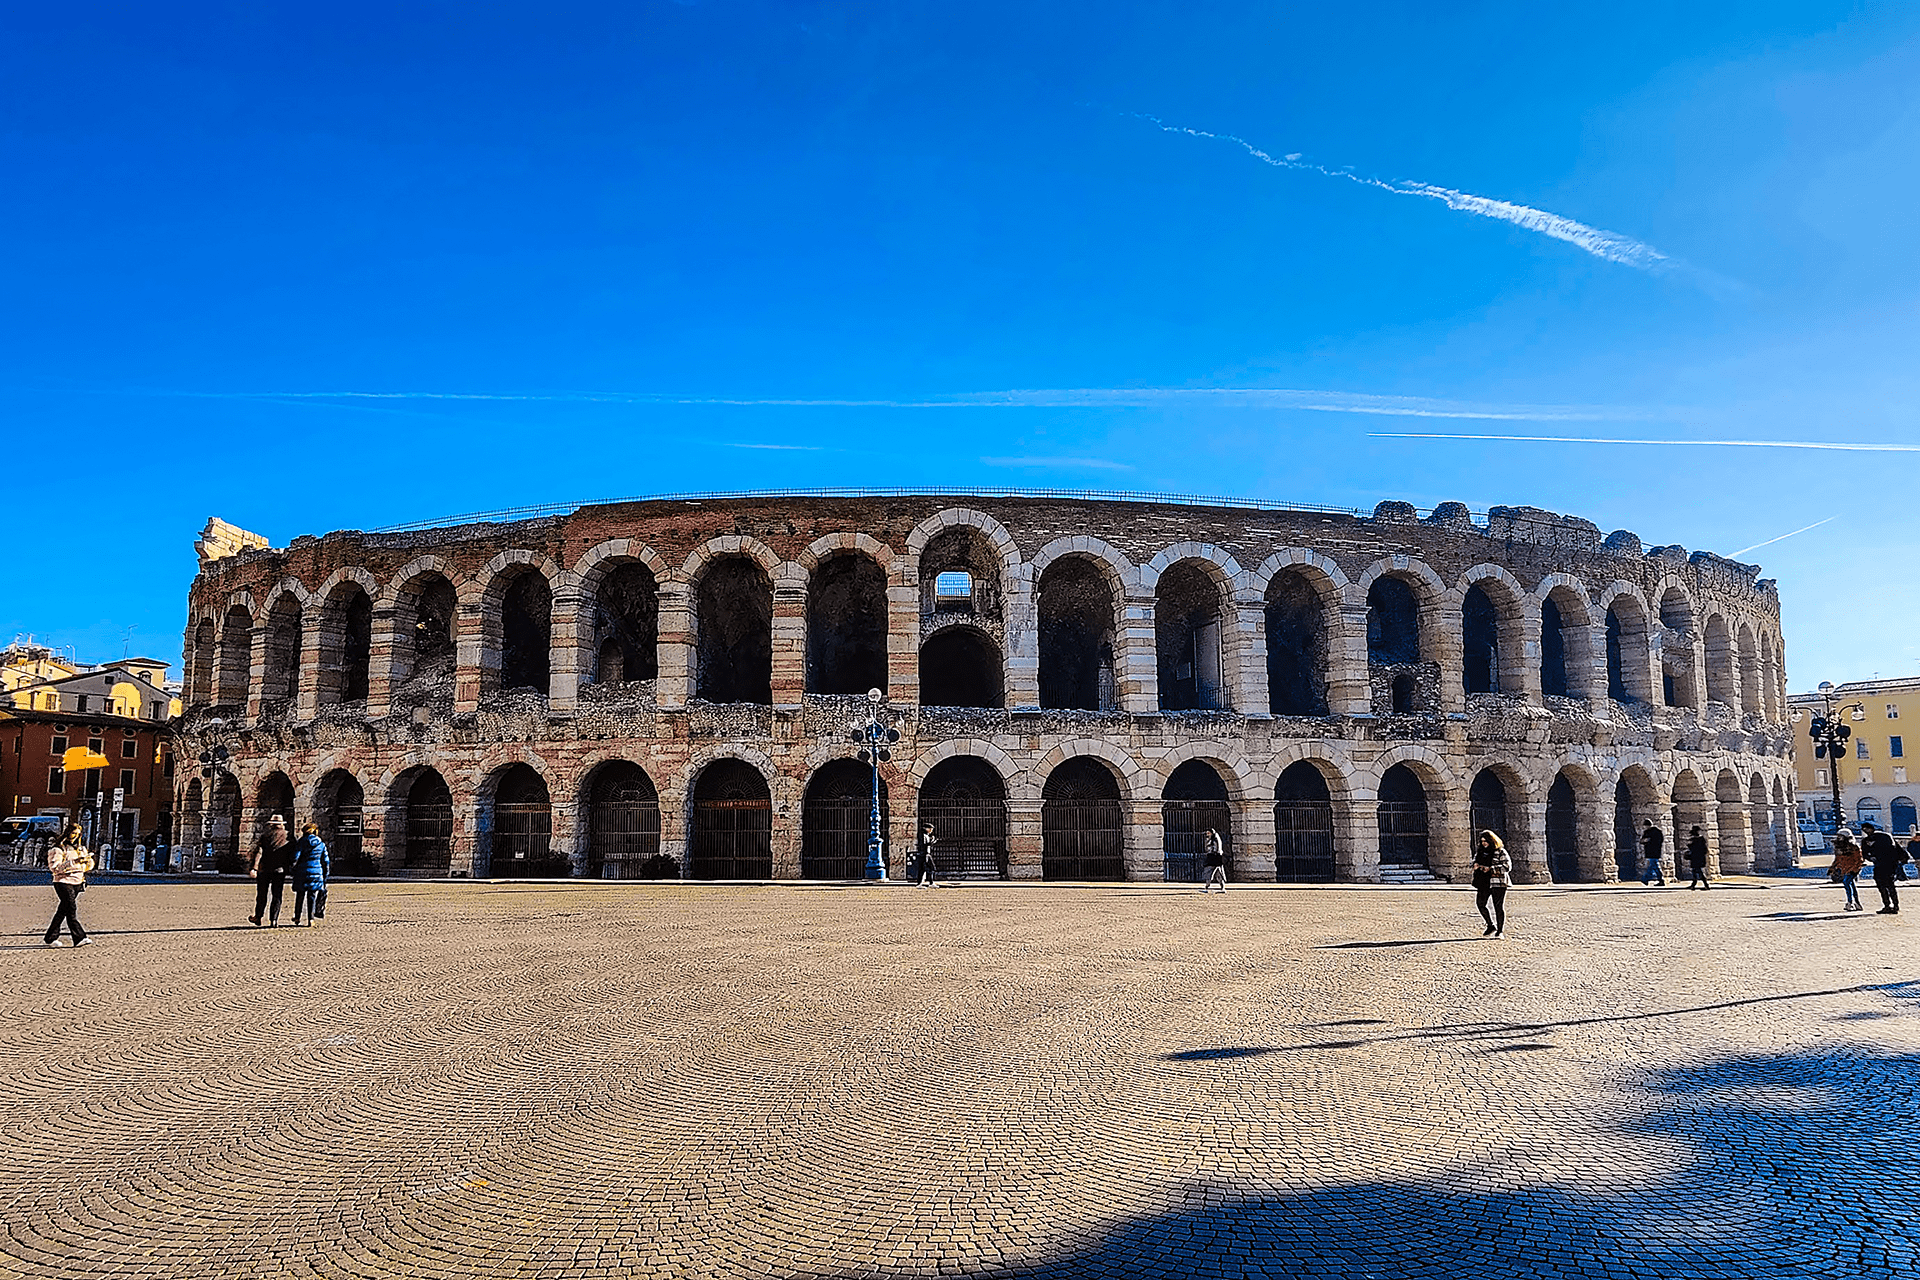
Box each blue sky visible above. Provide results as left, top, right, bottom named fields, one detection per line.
left=3, top=3, right=1917, bottom=685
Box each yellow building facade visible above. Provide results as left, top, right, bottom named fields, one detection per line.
left=1788, top=675, right=1920, bottom=835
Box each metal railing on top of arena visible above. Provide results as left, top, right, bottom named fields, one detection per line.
left=367, top=488, right=1486, bottom=535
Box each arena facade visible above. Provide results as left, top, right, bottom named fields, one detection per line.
left=173, top=492, right=1797, bottom=885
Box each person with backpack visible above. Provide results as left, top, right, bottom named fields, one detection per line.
left=1830, top=829, right=1865, bottom=912
left=1472, top=830, right=1512, bottom=938
left=44, top=825, right=94, bottom=948
left=1639, top=820, right=1666, bottom=885
left=289, top=821, right=330, bottom=925
left=1685, top=826, right=1711, bottom=890
left=1200, top=828, right=1228, bottom=893
left=1862, top=821, right=1901, bottom=915
left=248, top=815, right=296, bottom=927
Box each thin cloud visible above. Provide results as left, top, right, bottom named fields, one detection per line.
left=146, top=387, right=1646, bottom=422
left=1368, top=431, right=1920, bottom=452
left=980, top=456, right=1134, bottom=471
left=721, top=442, right=825, bottom=451
left=1728, top=517, right=1838, bottom=559
left=1134, top=114, right=1671, bottom=273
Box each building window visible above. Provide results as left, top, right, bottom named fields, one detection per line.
left=1816, top=769, right=1828, bottom=787
left=1857, top=739, right=1870, bottom=758
left=1889, top=704, right=1900, bottom=719
left=1895, top=767, right=1909, bottom=784
left=48, top=767, right=64, bottom=794
left=121, top=739, right=137, bottom=759
left=1860, top=767, right=1874, bottom=785
left=120, top=769, right=135, bottom=795
left=76, top=695, right=88, bottom=712
left=50, top=735, right=67, bottom=756
left=1892, top=736, right=1904, bottom=758
left=88, top=737, right=102, bottom=754
left=151, top=703, right=164, bottom=720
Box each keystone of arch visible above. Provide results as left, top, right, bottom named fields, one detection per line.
left=1140, top=543, right=1248, bottom=596
left=1143, top=741, right=1257, bottom=800
left=906, top=737, right=1022, bottom=790
left=1032, top=737, right=1147, bottom=802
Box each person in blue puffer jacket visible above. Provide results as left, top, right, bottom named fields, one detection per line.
left=289, top=822, right=330, bottom=927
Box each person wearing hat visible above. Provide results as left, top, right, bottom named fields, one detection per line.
left=289, top=821, right=331, bottom=925
left=248, top=815, right=296, bottom=926
left=913, top=821, right=938, bottom=887
left=1862, top=821, right=1901, bottom=915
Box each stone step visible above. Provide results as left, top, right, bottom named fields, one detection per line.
left=1377, top=865, right=1451, bottom=885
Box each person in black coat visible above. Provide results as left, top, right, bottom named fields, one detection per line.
left=1862, top=821, right=1901, bottom=914
left=1685, top=826, right=1711, bottom=889
left=248, top=816, right=297, bottom=926
left=1639, top=820, right=1666, bottom=886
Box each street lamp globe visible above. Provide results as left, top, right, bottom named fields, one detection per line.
left=867, top=688, right=883, bottom=705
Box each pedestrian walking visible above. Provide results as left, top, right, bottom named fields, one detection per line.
left=289, top=822, right=330, bottom=925
left=43, top=825, right=94, bottom=948
left=913, top=822, right=938, bottom=887
left=1685, top=827, right=1711, bottom=890
left=1862, top=821, right=1901, bottom=915
left=1472, top=830, right=1512, bottom=938
left=1830, top=829, right=1865, bottom=912
left=1905, top=828, right=1920, bottom=879
left=1639, top=820, right=1666, bottom=885
left=1200, top=828, right=1228, bottom=893
left=248, top=815, right=296, bottom=927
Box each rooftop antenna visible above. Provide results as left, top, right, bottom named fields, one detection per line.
left=122, top=625, right=136, bottom=658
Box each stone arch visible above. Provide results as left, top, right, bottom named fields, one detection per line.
left=314, top=569, right=377, bottom=706
left=579, top=759, right=664, bottom=879
left=1261, top=557, right=1344, bottom=717
left=311, top=766, right=369, bottom=875
left=908, top=737, right=1023, bottom=790
left=904, top=508, right=1021, bottom=579
left=479, top=760, right=557, bottom=878
left=472, top=551, right=560, bottom=699
left=1457, top=565, right=1528, bottom=697
left=687, top=755, right=775, bottom=880
left=1714, top=766, right=1750, bottom=873
left=1547, top=759, right=1606, bottom=882
left=1533, top=574, right=1597, bottom=700
left=1039, top=754, right=1127, bottom=881
left=572, top=539, right=673, bottom=591
left=1152, top=555, right=1235, bottom=711
left=797, top=530, right=898, bottom=574
left=918, top=624, right=1004, bottom=708
left=1614, top=763, right=1664, bottom=880
left=805, top=548, right=890, bottom=696
left=1034, top=550, right=1127, bottom=712
left=1703, top=613, right=1737, bottom=711
left=1737, top=622, right=1761, bottom=718
left=680, top=534, right=783, bottom=583
left=383, top=559, right=461, bottom=693
left=216, top=602, right=254, bottom=707
left=1139, top=542, right=1247, bottom=595
left=579, top=554, right=660, bottom=687
left=373, top=555, right=461, bottom=612
left=1031, top=738, right=1147, bottom=803
left=1144, top=742, right=1255, bottom=800
left=1655, top=582, right=1699, bottom=708
left=918, top=754, right=1011, bottom=880
left=1160, top=758, right=1236, bottom=882
left=1028, top=535, right=1138, bottom=597
left=384, top=763, right=455, bottom=876
left=690, top=551, right=775, bottom=705
left=1357, top=557, right=1450, bottom=713
left=1596, top=582, right=1655, bottom=705
left=800, top=756, right=888, bottom=879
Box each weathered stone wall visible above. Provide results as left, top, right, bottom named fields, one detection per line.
left=174, top=494, right=1797, bottom=885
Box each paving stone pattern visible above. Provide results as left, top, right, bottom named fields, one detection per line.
left=1, top=876, right=1915, bottom=1279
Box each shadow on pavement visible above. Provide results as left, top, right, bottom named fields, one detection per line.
left=1317, top=938, right=1478, bottom=949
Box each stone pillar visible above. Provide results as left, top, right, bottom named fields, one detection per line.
left=888, top=578, right=919, bottom=706
left=656, top=582, right=693, bottom=711
left=1117, top=593, right=1157, bottom=714
left=1228, top=598, right=1268, bottom=715
left=452, top=788, right=483, bottom=878
left=1123, top=798, right=1162, bottom=882
left=1571, top=621, right=1604, bottom=703
left=1338, top=793, right=1379, bottom=883
left=1236, top=796, right=1275, bottom=883
left=1431, top=783, right=1475, bottom=883
left=1004, top=571, right=1040, bottom=710
left=1717, top=801, right=1749, bottom=874
left=1511, top=796, right=1550, bottom=885
left=1426, top=597, right=1465, bottom=715
left=549, top=585, right=586, bottom=718
left=771, top=568, right=807, bottom=708
left=366, top=606, right=400, bottom=719
left=658, top=787, right=687, bottom=876
left=453, top=600, right=485, bottom=715
left=295, top=620, right=323, bottom=721
left=1580, top=785, right=1615, bottom=882
left=246, top=621, right=270, bottom=719
left=1006, top=797, right=1043, bottom=879
left=1499, top=605, right=1538, bottom=702
left=1330, top=606, right=1372, bottom=716
left=770, top=779, right=802, bottom=880
left=552, top=797, right=582, bottom=875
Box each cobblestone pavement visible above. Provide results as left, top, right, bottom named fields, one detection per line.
left=1, top=873, right=1915, bottom=1279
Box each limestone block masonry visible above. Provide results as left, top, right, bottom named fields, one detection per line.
left=175, top=493, right=1797, bottom=886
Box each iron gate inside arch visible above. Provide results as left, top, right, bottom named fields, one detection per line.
left=917, top=756, right=1009, bottom=880
left=1376, top=764, right=1429, bottom=868
left=1547, top=774, right=1580, bottom=883
left=802, top=759, right=887, bottom=880
left=691, top=760, right=772, bottom=880
left=1162, top=760, right=1231, bottom=883
left=587, top=762, right=662, bottom=879
left=1274, top=761, right=1335, bottom=882
left=1042, top=758, right=1125, bottom=881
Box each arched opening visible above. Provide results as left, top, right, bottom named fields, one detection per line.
left=1540, top=597, right=1569, bottom=697
left=318, top=585, right=373, bottom=706
left=801, top=758, right=888, bottom=879
left=1038, top=557, right=1116, bottom=711
left=1264, top=569, right=1327, bottom=716
left=1390, top=672, right=1418, bottom=714
left=920, top=527, right=1005, bottom=620
left=1376, top=763, right=1429, bottom=869
left=401, top=573, right=457, bottom=684
left=182, top=777, right=203, bottom=864
left=1547, top=773, right=1579, bottom=883
left=495, top=568, right=552, bottom=696
left=1893, top=796, right=1917, bottom=837
left=689, top=759, right=772, bottom=880
left=1462, top=585, right=1500, bottom=695
left=696, top=556, right=773, bottom=704
left=486, top=763, right=555, bottom=877
left=217, top=605, right=252, bottom=707
left=1856, top=796, right=1882, bottom=829
left=1748, top=774, right=1771, bottom=872
left=316, top=769, right=369, bottom=876
left=1155, top=562, right=1226, bottom=711
left=918, top=756, right=1009, bottom=880
left=1161, top=760, right=1231, bottom=882
left=255, top=772, right=295, bottom=844
left=1658, top=588, right=1697, bottom=708
left=591, top=563, right=659, bottom=685
left=399, top=768, right=453, bottom=875
left=1613, top=778, right=1638, bottom=880
left=806, top=552, right=888, bottom=696
left=1604, top=598, right=1651, bottom=704
left=584, top=761, right=663, bottom=879
left=211, top=772, right=243, bottom=873
left=1367, top=577, right=1420, bottom=666
left=1274, top=760, right=1335, bottom=882
left=262, top=595, right=303, bottom=706
left=1703, top=615, right=1735, bottom=710
left=1670, top=769, right=1709, bottom=854
left=190, top=619, right=216, bottom=705
left=918, top=627, right=1003, bottom=708
left=1469, top=769, right=1509, bottom=847
left=1041, top=756, right=1125, bottom=880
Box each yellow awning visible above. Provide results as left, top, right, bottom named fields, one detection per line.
left=62, top=747, right=111, bottom=772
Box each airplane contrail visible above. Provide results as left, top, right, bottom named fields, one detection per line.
left=1368, top=432, right=1920, bottom=452
left=1134, top=114, right=1670, bottom=272
left=1728, top=517, right=1838, bottom=559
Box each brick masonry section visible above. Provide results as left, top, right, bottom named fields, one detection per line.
left=173, top=495, right=1795, bottom=885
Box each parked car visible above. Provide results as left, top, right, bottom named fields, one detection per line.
left=0, top=813, right=65, bottom=855
left=1797, top=821, right=1832, bottom=856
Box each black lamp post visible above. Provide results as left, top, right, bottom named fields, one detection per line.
left=1807, top=682, right=1864, bottom=833
left=848, top=688, right=899, bottom=880
left=195, top=717, right=230, bottom=872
